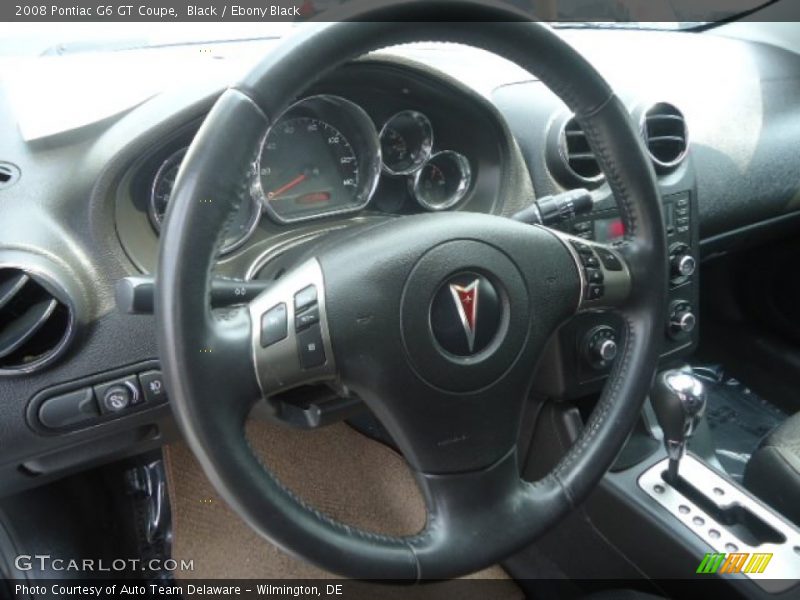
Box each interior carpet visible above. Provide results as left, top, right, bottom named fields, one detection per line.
left=693, top=365, right=787, bottom=482
left=163, top=418, right=523, bottom=599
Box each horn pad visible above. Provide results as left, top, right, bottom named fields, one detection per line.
left=400, top=240, right=529, bottom=393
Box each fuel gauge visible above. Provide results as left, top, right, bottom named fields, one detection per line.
left=411, top=151, right=471, bottom=211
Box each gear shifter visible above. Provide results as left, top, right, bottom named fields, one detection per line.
left=651, top=369, right=707, bottom=484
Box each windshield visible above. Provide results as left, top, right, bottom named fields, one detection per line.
left=0, top=0, right=778, bottom=57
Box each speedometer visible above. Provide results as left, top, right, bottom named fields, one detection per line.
left=253, top=95, right=381, bottom=224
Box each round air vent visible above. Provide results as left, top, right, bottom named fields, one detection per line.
left=641, top=103, right=688, bottom=170
left=0, top=267, right=74, bottom=375
left=557, top=116, right=604, bottom=185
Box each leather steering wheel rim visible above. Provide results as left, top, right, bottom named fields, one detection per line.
left=157, top=2, right=668, bottom=581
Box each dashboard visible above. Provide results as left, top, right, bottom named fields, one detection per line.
left=1, top=26, right=800, bottom=497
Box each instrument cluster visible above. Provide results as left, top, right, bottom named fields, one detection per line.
left=147, top=95, right=474, bottom=254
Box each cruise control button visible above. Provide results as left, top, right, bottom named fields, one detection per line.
left=139, top=370, right=167, bottom=404
left=294, top=285, right=318, bottom=312
left=260, top=303, right=288, bottom=347
left=295, top=305, right=320, bottom=331
left=297, top=323, right=326, bottom=369
left=595, top=248, right=623, bottom=271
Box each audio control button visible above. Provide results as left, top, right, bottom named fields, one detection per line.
left=586, top=284, right=604, bottom=301
left=595, top=247, right=623, bottom=271
left=569, top=240, right=593, bottom=256
left=581, top=254, right=600, bottom=269
left=586, top=268, right=604, bottom=284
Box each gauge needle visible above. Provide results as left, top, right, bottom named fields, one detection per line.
left=267, top=174, right=307, bottom=200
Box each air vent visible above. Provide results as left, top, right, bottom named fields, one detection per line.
left=642, top=103, right=688, bottom=170
left=0, top=267, right=73, bottom=374
left=560, top=117, right=603, bottom=184
left=0, top=162, right=21, bottom=189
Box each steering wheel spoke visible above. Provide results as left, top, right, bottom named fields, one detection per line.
left=247, top=258, right=338, bottom=399
left=546, top=229, right=633, bottom=311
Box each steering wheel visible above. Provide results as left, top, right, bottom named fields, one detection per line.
left=156, top=2, right=667, bottom=580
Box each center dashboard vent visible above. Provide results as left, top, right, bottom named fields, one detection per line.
left=641, top=103, right=688, bottom=170
left=0, top=267, right=73, bottom=375
left=560, top=117, right=604, bottom=184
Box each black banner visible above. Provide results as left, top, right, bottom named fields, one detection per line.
left=2, top=0, right=798, bottom=23
left=6, top=577, right=800, bottom=599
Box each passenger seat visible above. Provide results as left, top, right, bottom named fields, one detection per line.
left=744, top=412, right=800, bottom=526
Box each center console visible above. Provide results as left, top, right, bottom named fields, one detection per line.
left=638, top=368, right=800, bottom=594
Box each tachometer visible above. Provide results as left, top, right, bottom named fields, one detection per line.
left=149, top=148, right=261, bottom=254
left=254, top=95, right=381, bottom=224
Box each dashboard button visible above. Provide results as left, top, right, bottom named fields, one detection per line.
left=102, top=386, right=131, bottom=412
left=295, top=305, right=320, bottom=331
left=38, top=388, right=99, bottom=430
left=294, top=285, right=318, bottom=311
left=94, top=376, right=141, bottom=414
left=297, top=323, right=326, bottom=369
left=260, top=303, right=288, bottom=347
left=139, top=370, right=167, bottom=404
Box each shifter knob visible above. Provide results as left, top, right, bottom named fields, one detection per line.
left=651, top=369, right=707, bottom=482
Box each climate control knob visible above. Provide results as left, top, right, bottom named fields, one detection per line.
left=583, top=326, right=618, bottom=370
left=672, top=254, right=696, bottom=278
left=668, top=300, right=696, bottom=340
left=669, top=243, right=695, bottom=284
left=595, top=339, right=618, bottom=362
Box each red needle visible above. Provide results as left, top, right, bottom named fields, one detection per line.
left=267, top=174, right=306, bottom=200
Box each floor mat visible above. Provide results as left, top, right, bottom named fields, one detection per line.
left=693, top=365, right=787, bottom=482
left=163, top=418, right=523, bottom=599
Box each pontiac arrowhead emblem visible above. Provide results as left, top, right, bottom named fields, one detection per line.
left=449, top=279, right=480, bottom=353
